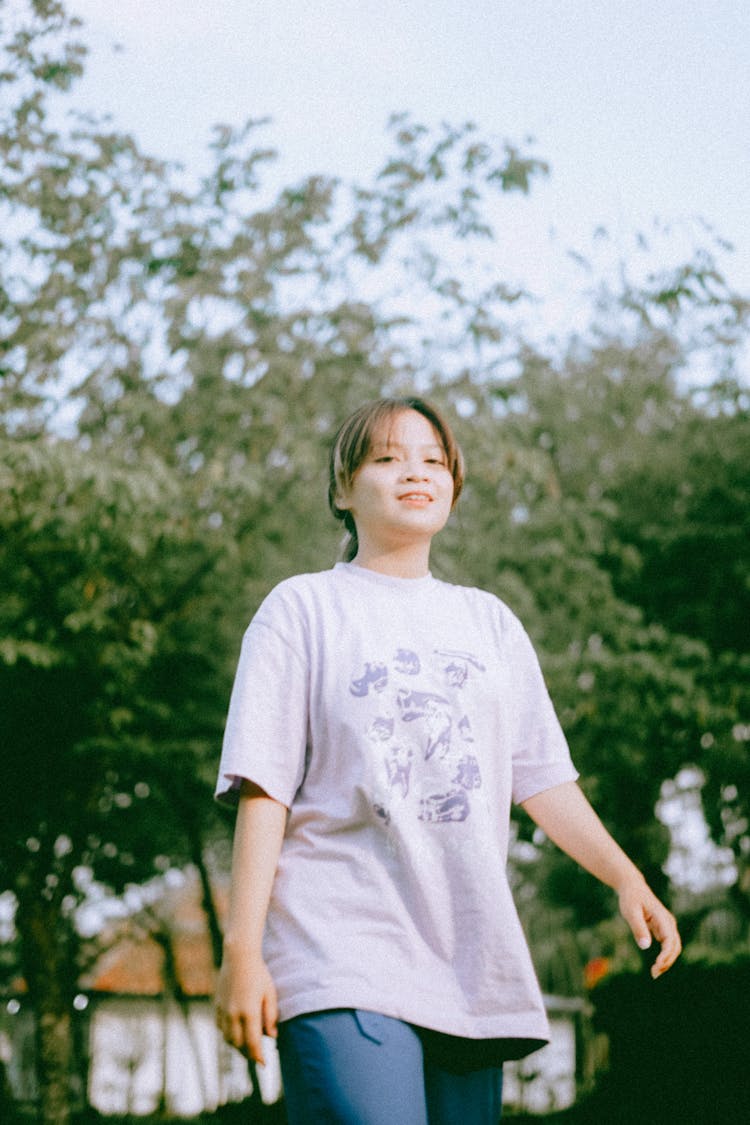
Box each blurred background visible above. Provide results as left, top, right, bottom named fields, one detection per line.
left=1, top=2, right=748, bottom=1123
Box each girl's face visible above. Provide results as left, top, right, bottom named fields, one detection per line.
left=335, top=409, right=455, bottom=554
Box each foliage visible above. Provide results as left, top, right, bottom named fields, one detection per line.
left=0, top=435, right=234, bottom=1125
left=429, top=344, right=749, bottom=947
left=1, top=436, right=227, bottom=875
left=2, top=1, right=750, bottom=1122
left=0, top=3, right=554, bottom=1122
left=573, top=960, right=750, bottom=1122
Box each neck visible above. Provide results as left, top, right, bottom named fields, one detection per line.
left=351, top=541, right=432, bottom=579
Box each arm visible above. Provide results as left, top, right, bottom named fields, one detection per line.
left=521, top=780, right=681, bottom=978
left=215, top=779, right=287, bottom=1064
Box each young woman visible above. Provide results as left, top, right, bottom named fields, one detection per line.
left=215, top=396, right=681, bottom=1125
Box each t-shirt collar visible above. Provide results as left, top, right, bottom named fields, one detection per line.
left=334, top=561, right=435, bottom=591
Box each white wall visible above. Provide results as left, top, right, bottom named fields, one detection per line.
left=87, top=997, right=282, bottom=1116
left=503, top=1013, right=578, bottom=1114
left=5, top=993, right=579, bottom=1116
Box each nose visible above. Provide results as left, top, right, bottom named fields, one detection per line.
left=403, top=461, right=429, bottom=480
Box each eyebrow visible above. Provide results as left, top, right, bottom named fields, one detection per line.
left=370, top=439, right=446, bottom=452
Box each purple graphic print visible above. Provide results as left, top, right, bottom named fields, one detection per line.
left=350, top=662, right=389, bottom=697
left=394, top=649, right=421, bottom=675
left=419, top=789, right=470, bottom=823
left=352, top=645, right=488, bottom=826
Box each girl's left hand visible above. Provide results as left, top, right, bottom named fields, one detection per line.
left=617, top=877, right=682, bottom=978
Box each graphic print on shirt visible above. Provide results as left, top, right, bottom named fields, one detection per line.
left=350, top=646, right=486, bottom=825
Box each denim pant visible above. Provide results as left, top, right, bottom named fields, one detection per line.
left=278, top=1009, right=504, bottom=1125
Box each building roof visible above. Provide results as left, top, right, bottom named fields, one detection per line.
left=80, top=873, right=227, bottom=998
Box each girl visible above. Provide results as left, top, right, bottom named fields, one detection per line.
left=215, top=396, right=680, bottom=1124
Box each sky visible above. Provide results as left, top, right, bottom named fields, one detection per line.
left=61, top=0, right=750, bottom=348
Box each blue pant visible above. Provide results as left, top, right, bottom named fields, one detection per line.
left=278, top=1009, right=504, bottom=1125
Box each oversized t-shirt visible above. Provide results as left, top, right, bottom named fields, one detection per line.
left=215, top=562, right=578, bottom=1044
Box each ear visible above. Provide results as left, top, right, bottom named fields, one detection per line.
left=334, top=487, right=351, bottom=513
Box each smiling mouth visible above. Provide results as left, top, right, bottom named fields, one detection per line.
left=399, top=493, right=432, bottom=502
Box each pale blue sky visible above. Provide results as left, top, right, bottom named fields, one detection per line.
left=68, top=0, right=750, bottom=344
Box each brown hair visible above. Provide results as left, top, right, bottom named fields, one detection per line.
left=328, top=396, right=465, bottom=562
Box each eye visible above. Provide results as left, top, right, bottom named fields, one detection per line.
left=374, top=455, right=395, bottom=463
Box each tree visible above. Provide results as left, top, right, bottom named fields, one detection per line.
left=0, top=437, right=235, bottom=1125
left=447, top=322, right=750, bottom=951
left=1, top=5, right=551, bottom=1123
left=4, top=4, right=750, bottom=1122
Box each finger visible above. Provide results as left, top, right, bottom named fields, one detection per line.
left=216, top=1008, right=235, bottom=1039
left=262, top=989, right=279, bottom=1040
left=225, top=1013, right=249, bottom=1052
left=652, top=948, right=678, bottom=977
left=242, top=1012, right=266, bottom=1066
left=621, top=900, right=652, bottom=951
left=645, top=909, right=681, bottom=977
left=651, top=927, right=682, bottom=978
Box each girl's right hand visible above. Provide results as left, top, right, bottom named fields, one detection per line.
left=215, top=942, right=279, bottom=1065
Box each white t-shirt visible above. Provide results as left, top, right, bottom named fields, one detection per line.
left=216, top=562, right=578, bottom=1043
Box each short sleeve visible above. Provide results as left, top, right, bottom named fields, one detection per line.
left=215, top=586, right=310, bottom=808
left=505, top=616, right=578, bottom=805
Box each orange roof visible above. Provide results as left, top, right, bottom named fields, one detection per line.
left=81, top=875, right=228, bottom=998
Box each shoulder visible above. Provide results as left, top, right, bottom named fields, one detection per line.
left=432, top=578, right=524, bottom=636
left=264, top=567, right=337, bottom=603
left=252, top=568, right=339, bottom=624
left=264, top=567, right=336, bottom=599
left=237, top=570, right=339, bottom=661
